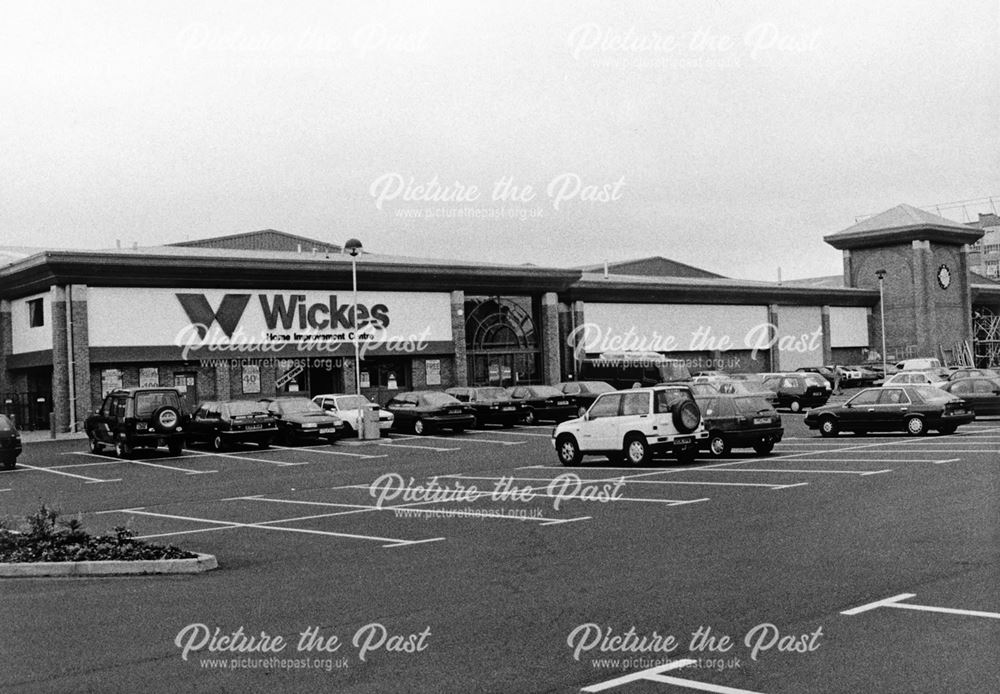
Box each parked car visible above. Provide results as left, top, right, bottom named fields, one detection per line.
left=506, top=385, right=576, bottom=424
left=948, top=368, right=1000, bottom=381
left=85, top=387, right=188, bottom=458
left=554, top=381, right=616, bottom=418
left=699, top=378, right=779, bottom=408
left=797, top=366, right=838, bottom=382
left=895, top=358, right=942, bottom=371
left=187, top=399, right=278, bottom=451
left=578, top=352, right=692, bottom=389
left=804, top=386, right=974, bottom=436
left=312, top=393, right=394, bottom=433
left=696, top=394, right=783, bottom=456
left=385, top=391, right=475, bottom=435
left=444, top=387, right=524, bottom=428
left=939, top=378, right=1000, bottom=416
left=552, top=385, right=707, bottom=466
left=690, top=383, right=720, bottom=397
left=259, top=396, right=345, bottom=444
left=0, top=414, right=22, bottom=469
left=761, top=373, right=830, bottom=412
left=844, top=365, right=881, bottom=387
left=880, top=371, right=948, bottom=389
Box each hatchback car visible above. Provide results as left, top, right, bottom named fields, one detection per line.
left=804, top=386, right=973, bottom=436
left=444, top=387, right=524, bottom=428
left=552, top=385, right=707, bottom=466
left=312, top=393, right=394, bottom=433
left=939, top=378, right=1000, bottom=416
left=259, top=397, right=345, bottom=444
left=697, top=394, right=783, bottom=456
left=0, top=414, right=22, bottom=469
left=506, top=385, right=576, bottom=424
left=761, top=374, right=830, bottom=412
left=187, top=400, right=278, bottom=451
left=554, top=381, right=616, bottom=418
left=385, top=391, right=475, bottom=435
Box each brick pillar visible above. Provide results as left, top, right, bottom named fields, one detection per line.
left=821, top=306, right=833, bottom=364
left=767, top=304, right=780, bottom=371
left=912, top=240, right=932, bottom=357
left=842, top=249, right=853, bottom=287
left=51, top=286, right=69, bottom=433
left=69, top=285, right=92, bottom=430
left=214, top=360, right=232, bottom=400
left=450, top=291, right=468, bottom=386
left=0, top=299, right=11, bottom=396
left=540, top=292, right=561, bottom=384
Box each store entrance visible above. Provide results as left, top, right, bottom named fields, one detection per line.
left=307, top=361, right=340, bottom=396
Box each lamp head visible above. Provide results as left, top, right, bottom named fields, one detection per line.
left=344, top=238, right=363, bottom=257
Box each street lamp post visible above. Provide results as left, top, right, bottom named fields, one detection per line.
left=875, top=269, right=888, bottom=378
left=345, top=239, right=364, bottom=407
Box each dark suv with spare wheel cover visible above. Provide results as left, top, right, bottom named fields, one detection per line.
left=696, top=394, right=783, bottom=456
left=85, top=387, right=188, bottom=458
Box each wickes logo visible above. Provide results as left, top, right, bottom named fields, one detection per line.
left=176, top=293, right=391, bottom=338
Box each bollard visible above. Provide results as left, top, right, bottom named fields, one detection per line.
left=49, top=410, right=57, bottom=439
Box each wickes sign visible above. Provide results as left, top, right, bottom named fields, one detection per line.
left=177, top=293, right=391, bottom=339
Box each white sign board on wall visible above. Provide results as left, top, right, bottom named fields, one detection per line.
left=86, top=288, right=454, bottom=349
left=774, top=306, right=823, bottom=371
left=829, top=307, right=870, bottom=347
left=10, top=291, right=53, bottom=354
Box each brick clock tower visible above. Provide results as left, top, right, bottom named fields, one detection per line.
left=825, top=204, right=983, bottom=362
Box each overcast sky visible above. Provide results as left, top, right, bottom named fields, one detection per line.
left=2, top=0, right=997, bottom=280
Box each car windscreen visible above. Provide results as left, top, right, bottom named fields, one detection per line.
left=529, top=386, right=564, bottom=398
left=735, top=396, right=774, bottom=413
left=581, top=382, right=615, bottom=394
left=475, top=388, right=509, bottom=400
left=135, top=391, right=179, bottom=417
left=226, top=400, right=269, bottom=417
left=278, top=398, right=324, bottom=414
left=335, top=395, right=370, bottom=409
left=0, top=415, right=12, bottom=431
left=421, top=392, right=460, bottom=406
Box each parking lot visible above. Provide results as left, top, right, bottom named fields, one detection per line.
left=1, top=408, right=997, bottom=693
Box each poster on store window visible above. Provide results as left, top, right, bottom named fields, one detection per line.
left=426, top=359, right=441, bottom=386
left=242, top=364, right=261, bottom=394
left=101, top=369, right=123, bottom=397
left=139, top=367, right=159, bottom=388
left=360, top=371, right=371, bottom=388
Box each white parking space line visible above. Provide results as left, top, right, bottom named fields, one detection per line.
left=271, top=445, right=387, bottom=460
left=183, top=449, right=302, bottom=466
left=434, top=476, right=709, bottom=506
left=645, top=674, right=768, bottom=694
left=933, top=458, right=962, bottom=464
left=377, top=442, right=460, bottom=452
left=474, top=429, right=553, bottom=438
left=16, top=463, right=121, bottom=484
left=423, top=435, right=526, bottom=446
left=842, top=593, right=1000, bottom=619
left=581, top=659, right=699, bottom=692
left=697, top=467, right=893, bottom=476
left=128, top=460, right=218, bottom=475
left=0, top=488, right=10, bottom=493
left=445, top=473, right=791, bottom=490
left=100, top=507, right=443, bottom=547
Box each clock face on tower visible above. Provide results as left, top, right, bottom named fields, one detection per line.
left=936, top=264, right=952, bottom=290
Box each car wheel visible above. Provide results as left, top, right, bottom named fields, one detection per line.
left=789, top=399, right=802, bottom=413
left=905, top=416, right=925, bottom=436
left=279, top=428, right=294, bottom=446
left=671, top=400, right=702, bottom=434
left=556, top=435, right=581, bottom=466
left=212, top=434, right=225, bottom=452
left=819, top=417, right=839, bottom=437
left=752, top=440, right=774, bottom=455
left=168, top=439, right=184, bottom=456
left=624, top=435, right=650, bottom=465
left=470, top=416, right=481, bottom=429
left=676, top=447, right=698, bottom=464
left=88, top=433, right=103, bottom=454
left=115, top=439, right=133, bottom=459
left=938, top=425, right=957, bottom=435
left=150, top=405, right=181, bottom=434
left=523, top=409, right=536, bottom=425
left=707, top=434, right=730, bottom=458
left=413, top=419, right=427, bottom=435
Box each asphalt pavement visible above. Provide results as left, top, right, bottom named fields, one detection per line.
left=1, top=411, right=997, bottom=693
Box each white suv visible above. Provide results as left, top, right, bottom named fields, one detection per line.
left=551, top=386, right=707, bottom=466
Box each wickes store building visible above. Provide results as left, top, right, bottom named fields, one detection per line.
left=2, top=203, right=995, bottom=433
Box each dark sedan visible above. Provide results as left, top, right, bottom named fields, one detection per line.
left=939, top=378, right=1000, bottom=417
left=385, top=391, right=475, bottom=435
left=697, top=394, right=783, bottom=457
left=187, top=399, right=278, bottom=451
left=804, top=386, right=973, bottom=436
left=948, top=368, right=1000, bottom=382
left=259, top=397, right=345, bottom=444
left=506, top=385, right=576, bottom=424
left=0, top=414, right=22, bottom=470
left=445, top=387, right=524, bottom=428
left=554, top=381, right=616, bottom=418
left=761, top=373, right=830, bottom=412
